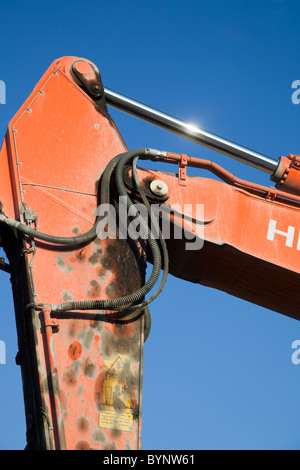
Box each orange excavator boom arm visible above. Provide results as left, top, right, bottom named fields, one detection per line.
left=0, top=57, right=299, bottom=449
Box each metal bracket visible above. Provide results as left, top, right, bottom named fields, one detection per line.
left=265, top=189, right=277, bottom=201
left=43, top=306, right=60, bottom=333
left=24, top=209, right=38, bottom=227
left=45, top=316, right=59, bottom=334
left=70, top=60, right=108, bottom=114
left=178, top=154, right=188, bottom=186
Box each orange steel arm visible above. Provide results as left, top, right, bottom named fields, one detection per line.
left=0, top=57, right=146, bottom=450
left=132, top=155, right=300, bottom=321
left=0, top=57, right=300, bottom=450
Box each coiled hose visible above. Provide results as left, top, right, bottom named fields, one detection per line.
left=1, top=148, right=168, bottom=316
left=53, top=149, right=165, bottom=311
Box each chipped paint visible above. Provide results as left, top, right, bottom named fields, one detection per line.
left=56, top=255, right=66, bottom=271
left=66, top=265, right=73, bottom=275
left=61, top=290, right=74, bottom=302
left=78, top=328, right=94, bottom=351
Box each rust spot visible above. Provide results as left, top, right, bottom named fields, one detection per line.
left=78, top=327, right=94, bottom=351
left=98, top=268, right=107, bottom=283
left=77, top=416, right=89, bottom=433
left=92, top=429, right=106, bottom=444
left=70, top=360, right=82, bottom=376
left=75, top=440, right=91, bottom=450
left=89, top=320, right=103, bottom=333
left=66, top=265, right=73, bottom=275
left=89, top=279, right=101, bottom=298
left=85, top=362, right=96, bottom=379
left=106, top=282, right=118, bottom=299
left=89, top=249, right=103, bottom=266
left=56, top=255, right=65, bottom=271
left=102, top=442, right=117, bottom=451
left=63, top=370, right=77, bottom=387
left=102, top=255, right=113, bottom=270
left=101, top=330, right=140, bottom=362
left=110, top=428, right=122, bottom=439
left=75, top=247, right=87, bottom=262
left=89, top=253, right=99, bottom=266
left=101, top=331, right=117, bottom=359
left=68, top=321, right=79, bottom=338
left=62, top=290, right=74, bottom=302
left=72, top=226, right=80, bottom=234
left=68, top=341, right=82, bottom=360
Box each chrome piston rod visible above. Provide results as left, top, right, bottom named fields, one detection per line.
left=104, top=86, right=278, bottom=175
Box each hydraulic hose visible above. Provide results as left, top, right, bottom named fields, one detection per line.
left=0, top=213, right=98, bottom=245
left=107, top=156, right=170, bottom=324
left=9, top=147, right=169, bottom=317
left=52, top=149, right=164, bottom=311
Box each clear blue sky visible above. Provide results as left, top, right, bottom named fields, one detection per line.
left=1, top=0, right=300, bottom=450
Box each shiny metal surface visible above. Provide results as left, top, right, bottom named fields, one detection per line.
left=104, top=86, right=278, bottom=174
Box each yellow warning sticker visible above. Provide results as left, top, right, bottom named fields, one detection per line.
left=99, top=407, right=133, bottom=432
left=99, top=355, right=133, bottom=432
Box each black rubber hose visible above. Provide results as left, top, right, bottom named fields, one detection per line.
left=105, top=156, right=169, bottom=323
left=0, top=213, right=97, bottom=245
left=65, top=153, right=169, bottom=318
left=51, top=149, right=164, bottom=311
left=21, top=148, right=166, bottom=315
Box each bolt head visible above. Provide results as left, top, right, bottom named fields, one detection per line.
left=150, top=179, right=168, bottom=197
